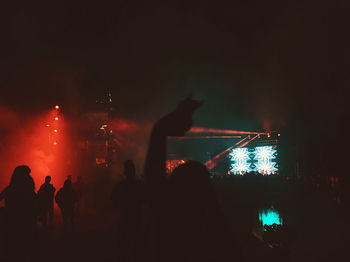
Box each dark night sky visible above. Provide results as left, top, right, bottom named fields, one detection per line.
left=0, top=0, right=348, bottom=174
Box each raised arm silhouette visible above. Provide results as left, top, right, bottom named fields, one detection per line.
left=144, top=96, right=232, bottom=262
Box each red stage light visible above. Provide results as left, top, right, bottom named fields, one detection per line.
left=54, top=129, right=58, bottom=133
left=53, top=142, right=57, bottom=145
left=189, top=127, right=265, bottom=135
left=55, top=105, right=60, bottom=109
left=278, top=133, right=281, bottom=137
left=46, top=124, right=50, bottom=127
left=55, top=117, right=59, bottom=121
left=267, top=133, right=271, bottom=138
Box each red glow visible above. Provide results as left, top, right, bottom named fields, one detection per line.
left=189, top=127, right=265, bottom=135
left=278, top=133, right=281, bottom=137
left=0, top=108, right=70, bottom=190
left=234, top=136, right=250, bottom=146
left=237, top=134, right=259, bottom=148
left=170, top=135, right=242, bottom=139
left=166, top=159, right=187, bottom=173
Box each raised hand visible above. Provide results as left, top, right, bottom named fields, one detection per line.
left=154, top=95, right=202, bottom=137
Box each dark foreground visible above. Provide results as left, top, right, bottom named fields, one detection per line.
left=30, top=180, right=348, bottom=262
left=1, top=177, right=348, bottom=262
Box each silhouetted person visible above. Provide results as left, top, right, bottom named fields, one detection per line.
left=37, top=176, right=55, bottom=226
left=0, top=165, right=37, bottom=261
left=144, top=96, right=233, bottom=262
left=55, top=179, right=78, bottom=231
left=111, top=160, right=144, bottom=262
left=73, top=175, right=84, bottom=215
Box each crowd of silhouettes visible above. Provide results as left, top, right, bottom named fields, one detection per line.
left=0, top=166, right=82, bottom=260
left=0, top=97, right=346, bottom=262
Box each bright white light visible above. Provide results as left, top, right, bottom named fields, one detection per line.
left=229, top=145, right=278, bottom=175
left=229, top=148, right=249, bottom=161
left=231, top=162, right=250, bottom=173
left=255, top=146, right=276, bottom=161
left=256, top=161, right=278, bottom=174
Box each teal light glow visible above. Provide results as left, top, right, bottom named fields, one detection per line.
left=259, top=208, right=282, bottom=230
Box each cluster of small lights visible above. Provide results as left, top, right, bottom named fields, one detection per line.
left=229, top=146, right=278, bottom=175
left=45, top=105, right=60, bottom=145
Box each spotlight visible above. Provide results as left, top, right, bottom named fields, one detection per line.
left=53, top=142, right=57, bottom=145
left=278, top=133, right=281, bottom=137
left=46, top=124, right=50, bottom=127
left=55, top=117, right=59, bottom=121
left=54, top=129, right=58, bottom=133
left=267, top=133, right=271, bottom=138
left=55, top=105, right=60, bottom=109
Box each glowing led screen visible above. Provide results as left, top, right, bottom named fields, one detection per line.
left=229, top=146, right=278, bottom=175
left=259, top=207, right=283, bottom=230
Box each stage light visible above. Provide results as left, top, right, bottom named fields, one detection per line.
left=256, top=161, right=278, bottom=174
left=255, top=146, right=276, bottom=161
left=230, top=148, right=249, bottom=161
left=229, top=145, right=278, bottom=175
left=231, top=162, right=250, bottom=173
left=54, top=129, right=58, bottom=133
left=278, top=133, right=281, bottom=137
left=55, top=117, right=59, bottom=121
left=259, top=207, right=282, bottom=230
left=267, top=133, right=271, bottom=138
left=53, top=142, right=57, bottom=145
left=46, top=124, right=50, bottom=127
left=229, top=148, right=250, bottom=174
left=189, top=127, right=265, bottom=135
left=55, top=105, right=60, bottom=109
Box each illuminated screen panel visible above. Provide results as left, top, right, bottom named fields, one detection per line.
left=229, top=145, right=278, bottom=175
left=259, top=208, right=283, bottom=230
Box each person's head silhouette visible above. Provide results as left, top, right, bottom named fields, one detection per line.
left=10, top=165, right=34, bottom=191
left=170, top=161, right=217, bottom=208
left=63, top=179, right=73, bottom=190
left=45, top=176, right=51, bottom=184
left=124, top=160, right=136, bottom=180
